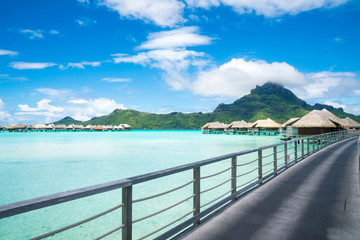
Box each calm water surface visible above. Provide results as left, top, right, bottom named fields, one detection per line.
left=0, top=130, right=280, bottom=239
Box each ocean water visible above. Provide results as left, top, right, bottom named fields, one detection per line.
left=0, top=130, right=281, bottom=239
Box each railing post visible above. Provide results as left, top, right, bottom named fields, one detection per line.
left=258, top=150, right=263, bottom=185
left=307, top=138, right=310, bottom=155
left=284, top=143, right=288, bottom=167
left=301, top=139, right=304, bottom=159
left=273, top=146, right=277, bottom=175
left=122, top=186, right=133, bottom=240
left=294, top=141, right=298, bottom=162
left=193, top=167, right=200, bottom=224
left=231, top=156, right=237, bottom=198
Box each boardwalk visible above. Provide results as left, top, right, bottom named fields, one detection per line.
left=180, top=137, right=360, bottom=240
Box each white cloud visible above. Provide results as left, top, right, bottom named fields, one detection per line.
left=191, top=58, right=305, bottom=98
left=101, top=77, right=132, bottom=82
left=0, top=49, right=18, bottom=56
left=0, top=99, right=12, bottom=125
left=95, top=0, right=348, bottom=27
left=324, top=100, right=346, bottom=109
left=75, top=17, right=97, bottom=26
left=66, top=98, right=126, bottom=121
left=98, top=0, right=185, bottom=27
left=296, top=71, right=357, bottom=99
left=137, top=26, right=214, bottom=50
left=185, top=0, right=220, bottom=9
left=36, top=88, right=74, bottom=98
left=15, top=97, right=126, bottom=123
left=49, top=29, right=60, bottom=35
left=64, top=61, right=102, bottom=69
left=20, top=29, right=44, bottom=39
left=10, top=62, right=57, bottom=70
left=0, top=74, right=28, bottom=82
left=113, top=49, right=209, bottom=90
left=354, top=90, right=360, bottom=96
left=188, top=0, right=349, bottom=17
left=18, top=99, right=64, bottom=113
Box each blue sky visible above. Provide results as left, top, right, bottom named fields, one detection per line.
left=1, top=0, right=360, bottom=124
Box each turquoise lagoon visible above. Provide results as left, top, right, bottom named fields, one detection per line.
left=0, top=130, right=281, bottom=239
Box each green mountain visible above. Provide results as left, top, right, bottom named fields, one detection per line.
left=53, top=82, right=360, bottom=128
left=53, top=116, right=82, bottom=125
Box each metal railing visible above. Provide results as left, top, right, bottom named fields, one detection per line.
left=0, top=130, right=358, bottom=239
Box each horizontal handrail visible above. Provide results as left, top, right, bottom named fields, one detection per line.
left=30, top=203, right=124, bottom=240
left=132, top=194, right=194, bottom=224
left=201, top=167, right=232, bottom=179
left=132, top=180, right=194, bottom=203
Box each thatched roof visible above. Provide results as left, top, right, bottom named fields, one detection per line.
left=252, top=118, right=281, bottom=128
left=292, top=109, right=344, bottom=128
left=207, top=121, right=228, bottom=129
left=229, top=120, right=248, bottom=128
left=46, top=124, right=55, bottom=129
left=55, top=124, right=67, bottom=129
left=30, top=124, right=47, bottom=129
left=94, top=125, right=103, bottom=130
left=281, top=118, right=300, bottom=128
left=74, top=125, right=84, bottom=129
left=341, top=117, right=360, bottom=128
left=201, top=122, right=211, bottom=129
left=67, top=124, right=74, bottom=129
left=84, top=125, right=92, bottom=129
left=8, top=124, right=28, bottom=129
left=121, top=124, right=131, bottom=129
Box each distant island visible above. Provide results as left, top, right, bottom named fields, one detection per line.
left=52, top=82, right=359, bottom=129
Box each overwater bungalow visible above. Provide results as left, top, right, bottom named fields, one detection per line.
left=228, top=120, right=248, bottom=134
left=201, top=123, right=211, bottom=133
left=121, top=124, right=131, bottom=131
left=66, top=124, right=75, bottom=131
left=291, top=109, right=346, bottom=135
left=94, top=125, right=104, bottom=131
left=7, top=124, right=28, bottom=132
left=45, top=124, right=55, bottom=131
left=28, top=124, right=47, bottom=131
left=74, top=125, right=85, bottom=131
left=341, top=117, right=360, bottom=129
left=84, top=125, right=93, bottom=131
left=202, top=122, right=228, bottom=134
left=250, top=118, right=281, bottom=135
left=55, top=124, right=67, bottom=131
left=0, top=125, right=5, bottom=131
left=281, top=118, right=300, bottom=137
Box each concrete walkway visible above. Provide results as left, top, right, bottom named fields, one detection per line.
left=180, top=137, right=360, bottom=240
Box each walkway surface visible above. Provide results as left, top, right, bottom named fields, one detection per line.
left=180, top=137, right=360, bottom=240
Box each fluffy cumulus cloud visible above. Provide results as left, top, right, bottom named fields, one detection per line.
left=96, top=0, right=348, bottom=27
left=66, top=98, right=126, bottom=121
left=295, top=71, right=358, bottom=99
left=0, top=99, right=12, bottom=125
left=18, top=99, right=65, bottom=113
left=16, top=97, right=126, bottom=123
left=212, top=0, right=348, bottom=17
left=98, top=0, right=185, bottom=27
left=9, top=62, right=57, bottom=70
left=191, top=58, right=305, bottom=98
left=0, top=49, right=18, bottom=56
left=113, top=27, right=211, bottom=90
left=137, top=26, right=213, bottom=50
left=324, top=101, right=346, bottom=109
left=114, top=49, right=208, bottom=90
